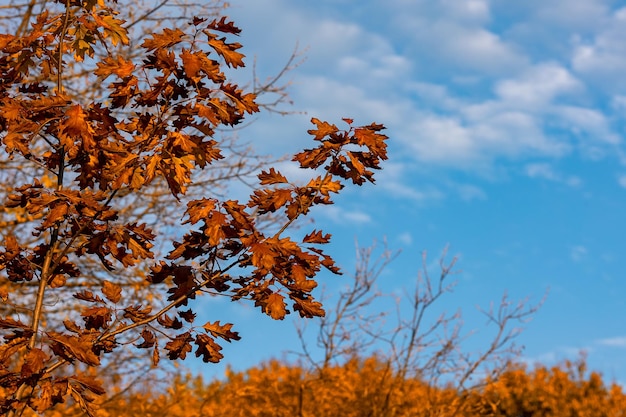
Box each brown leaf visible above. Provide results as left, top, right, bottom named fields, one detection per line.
left=31, top=379, right=68, bottom=413
left=303, top=230, right=331, bottom=244
left=20, top=348, right=48, bottom=378
left=142, top=28, right=186, bottom=51
left=203, top=321, right=241, bottom=342
left=81, top=306, right=112, bottom=330
left=194, top=333, right=224, bottom=363
left=184, top=198, right=217, bottom=225
left=102, top=280, right=122, bottom=303
left=181, top=49, right=203, bottom=80
left=250, top=242, right=275, bottom=271
left=136, top=329, right=156, bottom=349
left=94, top=56, right=135, bottom=79
left=178, top=309, right=196, bottom=323
left=152, top=345, right=160, bottom=367
left=307, top=117, right=338, bottom=141
left=157, top=314, right=184, bottom=330
left=258, top=167, right=288, bottom=185
left=72, top=374, right=106, bottom=395
left=293, top=296, right=325, bottom=318
left=165, top=332, right=193, bottom=360
left=48, top=274, right=66, bottom=289
left=206, top=16, right=241, bottom=35
left=63, top=319, right=82, bottom=333
left=73, top=290, right=105, bottom=303
left=48, top=332, right=100, bottom=366
left=41, top=202, right=69, bottom=229
left=0, top=316, right=28, bottom=330
left=265, top=293, right=287, bottom=320
left=206, top=34, right=245, bottom=68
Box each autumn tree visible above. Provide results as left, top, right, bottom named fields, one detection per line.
left=40, top=355, right=624, bottom=417
left=0, top=0, right=300, bottom=328
left=0, top=1, right=388, bottom=415
left=0, top=3, right=301, bottom=388
left=471, top=356, right=626, bottom=417
left=290, top=244, right=543, bottom=416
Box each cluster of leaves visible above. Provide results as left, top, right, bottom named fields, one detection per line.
left=0, top=1, right=388, bottom=415
left=5, top=355, right=623, bottom=417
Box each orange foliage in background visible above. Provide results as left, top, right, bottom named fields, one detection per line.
left=7, top=355, right=623, bottom=417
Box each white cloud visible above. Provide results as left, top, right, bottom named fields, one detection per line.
left=397, top=232, right=413, bottom=246
left=525, top=163, right=582, bottom=187
left=596, top=336, right=626, bottom=348
left=455, top=183, right=487, bottom=201
left=318, top=205, right=372, bottom=225
left=494, top=63, right=582, bottom=107
left=407, top=82, right=460, bottom=110
left=295, top=75, right=403, bottom=125
left=406, top=115, right=476, bottom=163
left=570, top=245, right=588, bottom=262
left=402, top=107, right=568, bottom=167
left=525, top=163, right=559, bottom=180
left=553, top=106, right=620, bottom=145
left=441, top=0, right=490, bottom=23
left=618, top=175, right=626, bottom=188
left=571, top=6, right=626, bottom=90
left=376, top=162, right=445, bottom=201
left=535, top=0, right=611, bottom=31
left=227, top=0, right=625, bottom=183
left=416, top=22, right=528, bottom=75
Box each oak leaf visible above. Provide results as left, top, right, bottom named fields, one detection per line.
left=258, top=167, right=288, bottom=185
left=136, top=329, right=156, bottom=349
left=31, top=379, right=68, bottom=413
left=307, top=118, right=338, bottom=141
left=142, top=28, right=186, bottom=51
left=165, top=332, right=193, bottom=360
left=20, top=347, right=48, bottom=378
left=206, top=16, right=242, bottom=34
left=194, top=333, right=223, bottom=363
left=94, top=56, right=135, bottom=79
left=81, top=306, right=112, bottom=330
left=265, top=293, right=288, bottom=320
left=303, top=230, right=331, bottom=244
left=72, top=374, right=106, bottom=395
left=48, top=333, right=101, bottom=366
left=206, top=34, right=245, bottom=68
left=292, top=296, right=325, bottom=318
left=203, top=321, right=241, bottom=342
left=102, top=280, right=122, bottom=303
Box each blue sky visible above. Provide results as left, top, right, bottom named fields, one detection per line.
left=187, top=0, right=626, bottom=384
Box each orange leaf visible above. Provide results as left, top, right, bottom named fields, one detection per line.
left=206, top=17, right=241, bottom=35
left=206, top=33, right=245, bottom=68
left=72, top=374, right=106, bottom=395
left=266, top=293, right=287, bottom=320
left=194, top=333, right=224, bottom=363
left=21, top=347, right=48, bottom=378
left=165, top=332, right=193, bottom=360
left=258, top=168, right=288, bottom=185
left=293, top=296, right=325, bottom=318
left=303, top=230, right=331, bottom=244
left=250, top=242, right=275, bottom=271
left=142, top=28, right=185, bottom=51
left=41, top=202, right=68, bottom=229
left=94, top=56, right=135, bottom=79
left=102, top=280, right=122, bottom=303
left=185, top=198, right=217, bottom=224
left=181, top=49, right=203, bottom=80
left=307, top=118, right=338, bottom=141
left=203, top=321, right=241, bottom=342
